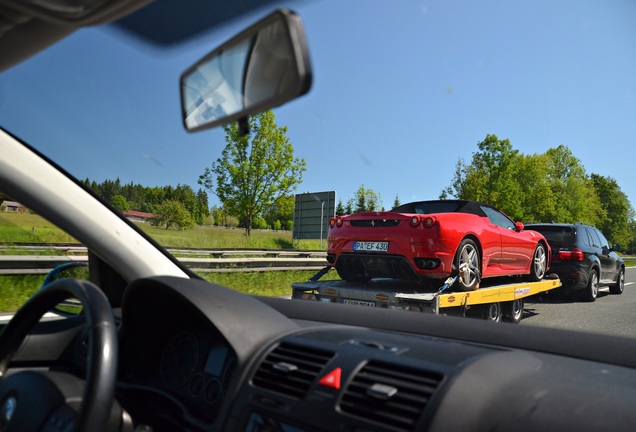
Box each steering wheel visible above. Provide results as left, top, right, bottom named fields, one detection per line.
left=0, top=279, right=118, bottom=432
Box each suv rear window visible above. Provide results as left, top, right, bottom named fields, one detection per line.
left=528, top=226, right=576, bottom=247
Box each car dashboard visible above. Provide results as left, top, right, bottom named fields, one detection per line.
left=117, top=287, right=237, bottom=430
left=8, top=276, right=636, bottom=432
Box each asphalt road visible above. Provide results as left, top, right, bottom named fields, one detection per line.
left=521, top=267, right=636, bottom=338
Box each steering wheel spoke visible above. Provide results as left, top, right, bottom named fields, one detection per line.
left=0, top=279, right=118, bottom=432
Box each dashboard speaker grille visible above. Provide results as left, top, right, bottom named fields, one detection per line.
left=340, top=361, right=443, bottom=431
left=252, top=343, right=334, bottom=399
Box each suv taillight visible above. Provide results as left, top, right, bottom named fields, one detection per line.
left=558, top=247, right=584, bottom=261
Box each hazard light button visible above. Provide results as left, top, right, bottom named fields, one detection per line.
left=318, top=367, right=342, bottom=390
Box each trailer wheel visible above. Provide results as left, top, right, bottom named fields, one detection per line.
left=502, top=299, right=524, bottom=324
left=483, top=302, right=502, bottom=322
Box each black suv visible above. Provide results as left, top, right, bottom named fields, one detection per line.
left=525, top=223, right=625, bottom=302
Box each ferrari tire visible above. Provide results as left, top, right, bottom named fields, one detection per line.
left=455, top=238, right=480, bottom=291
left=336, top=267, right=371, bottom=283
left=528, top=243, right=547, bottom=282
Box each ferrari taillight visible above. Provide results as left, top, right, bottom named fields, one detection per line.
left=422, top=216, right=437, bottom=228
left=409, top=216, right=420, bottom=227
left=328, top=217, right=344, bottom=228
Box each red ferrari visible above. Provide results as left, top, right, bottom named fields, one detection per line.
left=327, top=200, right=550, bottom=291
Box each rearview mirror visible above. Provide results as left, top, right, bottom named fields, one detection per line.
left=180, top=9, right=312, bottom=133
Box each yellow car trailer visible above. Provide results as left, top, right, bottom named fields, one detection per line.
left=291, top=266, right=561, bottom=323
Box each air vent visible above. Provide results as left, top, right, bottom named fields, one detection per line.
left=351, top=219, right=400, bottom=227
left=340, top=361, right=443, bottom=431
left=252, top=343, right=334, bottom=399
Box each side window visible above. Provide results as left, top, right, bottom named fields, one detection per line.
left=586, top=227, right=602, bottom=248
left=480, top=206, right=515, bottom=230
left=580, top=228, right=592, bottom=246
left=595, top=229, right=610, bottom=249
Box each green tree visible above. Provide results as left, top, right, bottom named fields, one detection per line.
left=544, top=145, right=604, bottom=225
left=210, top=206, right=225, bottom=227
left=441, top=137, right=610, bottom=225
left=393, top=194, right=401, bottom=209
left=196, top=189, right=210, bottom=225
left=512, top=153, right=557, bottom=223
left=469, top=135, right=522, bottom=218
left=441, top=135, right=523, bottom=218
left=440, top=159, right=468, bottom=200
left=198, top=110, right=306, bottom=236
left=345, top=198, right=354, bottom=215
left=263, top=195, right=294, bottom=231
left=151, top=200, right=194, bottom=230
left=252, top=216, right=268, bottom=230
left=354, top=185, right=367, bottom=212
left=353, top=185, right=382, bottom=212
left=365, top=189, right=381, bottom=212
left=590, top=174, right=633, bottom=246
left=627, top=219, right=636, bottom=255
left=111, top=195, right=129, bottom=212
left=336, top=199, right=346, bottom=216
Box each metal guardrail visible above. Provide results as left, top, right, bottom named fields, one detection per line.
left=0, top=250, right=328, bottom=275
left=0, top=245, right=326, bottom=258
left=2, top=245, right=631, bottom=275
left=0, top=255, right=89, bottom=274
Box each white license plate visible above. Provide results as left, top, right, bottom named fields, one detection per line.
left=343, top=299, right=376, bottom=307
left=353, top=241, right=388, bottom=252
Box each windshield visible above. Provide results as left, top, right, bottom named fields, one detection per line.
left=0, top=0, right=635, bottom=336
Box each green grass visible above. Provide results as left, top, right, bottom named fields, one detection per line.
left=201, top=270, right=340, bottom=297
left=0, top=213, right=78, bottom=244
left=0, top=275, right=45, bottom=312
left=0, top=212, right=323, bottom=250
left=0, top=212, right=330, bottom=311
left=135, top=223, right=323, bottom=250
left=0, top=270, right=342, bottom=312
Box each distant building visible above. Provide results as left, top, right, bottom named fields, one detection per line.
left=0, top=200, right=27, bottom=213
left=122, top=210, right=156, bottom=223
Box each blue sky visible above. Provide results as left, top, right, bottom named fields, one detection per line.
left=1, top=0, right=635, bottom=216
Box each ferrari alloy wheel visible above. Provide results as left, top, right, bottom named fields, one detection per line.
left=529, top=243, right=547, bottom=282
left=455, top=239, right=480, bottom=291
